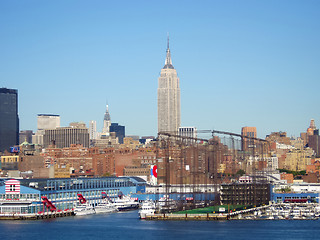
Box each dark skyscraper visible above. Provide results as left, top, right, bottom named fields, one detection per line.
left=0, top=88, right=19, bottom=152
left=110, top=123, right=125, bottom=144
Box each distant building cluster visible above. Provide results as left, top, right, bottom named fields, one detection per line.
left=0, top=85, right=158, bottom=180
left=1, top=39, right=320, bottom=189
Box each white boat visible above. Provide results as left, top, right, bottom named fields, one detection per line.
left=139, top=199, right=156, bottom=219
left=74, top=202, right=95, bottom=216
left=291, top=207, right=301, bottom=218
left=314, top=205, right=320, bottom=217
left=301, top=208, right=313, bottom=217
left=95, top=198, right=117, bottom=214
left=112, top=195, right=139, bottom=211
left=157, top=196, right=177, bottom=212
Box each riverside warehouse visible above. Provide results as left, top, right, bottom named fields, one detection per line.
left=0, top=177, right=146, bottom=214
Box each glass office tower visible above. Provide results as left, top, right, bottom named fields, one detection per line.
left=110, top=123, right=125, bottom=144
left=0, top=88, right=19, bottom=152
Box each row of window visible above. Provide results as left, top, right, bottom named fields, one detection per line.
left=284, top=196, right=308, bottom=199
left=0, top=157, right=19, bottom=163
left=44, top=189, right=119, bottom=201
left=0, top=194, right=39, bottom=200
left=141, top=160, right=156, bottom=164
left=45, top=178, right=132, bottom=191
left=0, top=206, right=29, bottom=214
left=138, top=156, right=156, bottom=159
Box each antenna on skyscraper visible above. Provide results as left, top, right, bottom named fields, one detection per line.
left=167, top=32, right=169, bottom=49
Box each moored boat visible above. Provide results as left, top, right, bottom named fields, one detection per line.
left=74, top=202, right=95, bottom=216
left=139, top=199, right=156, bottom=219
left=95, top=198, right=117, bottom=214
left=74, top=193, right=95, bottom=216
left=157, top=195, right=177, bottom=212
left=112, top=193, right=139, bottom=211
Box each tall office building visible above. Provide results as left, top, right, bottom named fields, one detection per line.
left=308, top=133, right=320, bottom=157
left=0, top=88, right=19, bottom=152
left=37, top=114, right=60, bottom=130
left=306, top=119, right=319, bottom=157
left=157, top=37, right=181, bottom=134
left=241, top=127, right=257, bottom=151
left=19, top=130, right=33, bottom=144
left=89, top=120, right=97, bottom=140
left=110, top=123, right=125, bottom=144
left=32, top=114, right=60, bottom=145
left=179, top=127, right=197, bottom=145
left=102, top=105, right=111, bottom=135
left=307, top=119, right=316, bottom=136
left=300, top=119, right=317, bottom=146
left=43, top=123, right=89, bottom=148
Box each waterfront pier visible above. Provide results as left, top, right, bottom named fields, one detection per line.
left=145, top=213, right=229, bottom=221
left=0, top=209, right=74, bottom=220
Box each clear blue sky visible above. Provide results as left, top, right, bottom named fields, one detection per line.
left=1, top=0, right=319, bottom=139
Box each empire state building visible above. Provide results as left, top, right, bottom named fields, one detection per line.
left=157, top=38, right=181, bottom=134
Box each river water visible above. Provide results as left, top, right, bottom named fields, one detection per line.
left=0, top=210, right=319, bottom=240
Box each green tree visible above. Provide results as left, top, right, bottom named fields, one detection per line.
left=236, top=169, right=246, bottom=176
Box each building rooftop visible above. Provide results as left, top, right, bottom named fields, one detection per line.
left=38, top=114, right=60, bottom=117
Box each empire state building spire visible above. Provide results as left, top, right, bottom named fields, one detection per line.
left=102, top=104, right=111, bottom=135
left=163, top=35, right=174, bottom=69
left=158, top=37, right=181, bottom=134
left=104, top=104, right=111, bottom=121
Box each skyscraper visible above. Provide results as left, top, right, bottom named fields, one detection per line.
left=0, top=88, right=19, bottom=152
left=109, top=123, right=125, bottom=144
left=179, top=127, right=197, bottom=145
left=157, top=37, right=181, bottom=134
left=32, top=114, right=60, bottom=145
left=89, top=120, right=97, bottom=140
left=300, top=119, right=317, bottom=146
left=102, top=104, right=111, bottom=135
left=19, top=130, right=33, bottom=144
left=307, top=119, right=316, bottom=135
left=37, top=114, right=60, bottom=130
left=43, top=123, right=89, bottom=148
left=241, top=127, right=257, bottom=151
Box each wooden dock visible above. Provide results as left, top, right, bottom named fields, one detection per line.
left=0, top=210, right=74, bottom=220
left=145, top=213, right=229, bottom=221
left=144, top=205, right=272, bottom=221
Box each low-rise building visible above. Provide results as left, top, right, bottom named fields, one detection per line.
left=123, top=166, right=150, bottom=178
left=0, top=155, right=19, bottom=171
left=280, top=173, right=294, bottom=184
left=0, top=177, right=146, bottom=214
left=283, top=147, right=314, bottom=171
left=220, top=182, right=271, bottom=206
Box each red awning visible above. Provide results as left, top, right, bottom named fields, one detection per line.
left=284, top=199, right=308, bottom=203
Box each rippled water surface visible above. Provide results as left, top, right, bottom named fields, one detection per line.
left=0, top=210, right=319, bottom=240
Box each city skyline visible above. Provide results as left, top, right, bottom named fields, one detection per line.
left=1, top=1, right=319, bottom=139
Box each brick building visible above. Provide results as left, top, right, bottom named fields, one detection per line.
left=241, top=127, right=257, bottom=152
left=266, top=132, right=291, bottom=145
left=280, top=173, right=294, bottom=184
